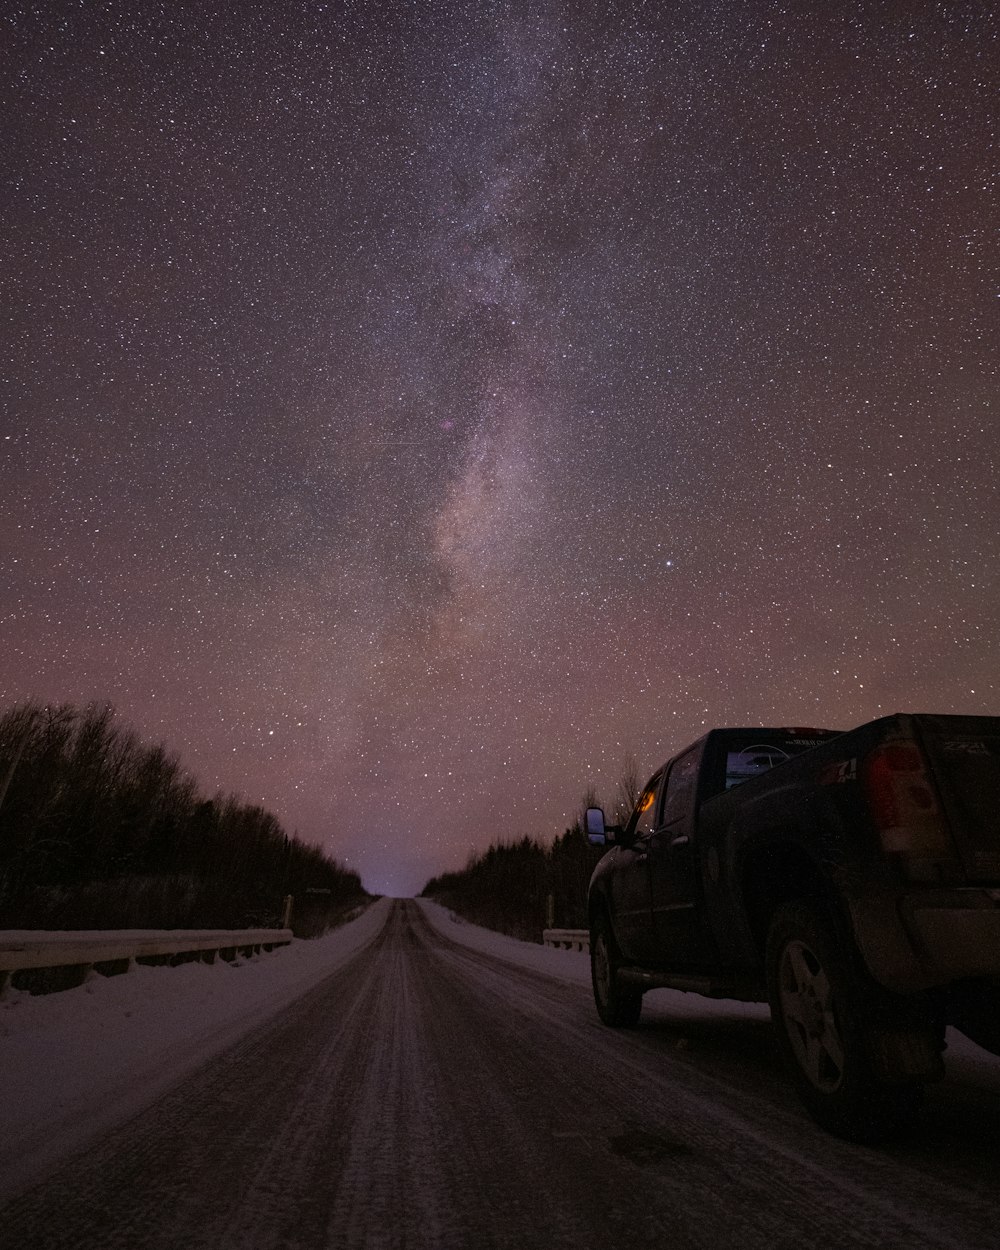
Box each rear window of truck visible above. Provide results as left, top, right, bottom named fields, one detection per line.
left=714, top=732, right=838, bottom=798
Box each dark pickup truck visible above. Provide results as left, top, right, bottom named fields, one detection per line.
left=585, top=713, right=1000, bottom=1140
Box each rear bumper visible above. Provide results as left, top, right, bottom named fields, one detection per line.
left=851, top=888, right=1000, bottom=992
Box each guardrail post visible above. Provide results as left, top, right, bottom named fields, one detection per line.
left=542, top=927, right=589, bottom=952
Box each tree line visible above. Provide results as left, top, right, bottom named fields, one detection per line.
left=0, top=701, right=367, bottom=934
left=421, top=756, right=642, bottom=941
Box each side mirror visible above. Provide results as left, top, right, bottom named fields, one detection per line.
left=585, top=806, right=609, bottom=845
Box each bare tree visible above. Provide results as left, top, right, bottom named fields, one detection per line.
left=613, top=751, right=641, bottom=825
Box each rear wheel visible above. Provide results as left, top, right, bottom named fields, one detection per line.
left=766, top=901, right=924, bottom=1142
left=590, top=911, right=642, bottom=1028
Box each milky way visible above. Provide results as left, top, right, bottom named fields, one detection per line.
left=2, top=3, right=997, bottom=894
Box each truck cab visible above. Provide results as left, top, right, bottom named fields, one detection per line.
left=588, top=728, right=836, bottom=972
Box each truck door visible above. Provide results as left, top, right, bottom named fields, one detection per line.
left=609, top=773, right=662, bottom=963
left=647, top=745, right=717, bottom=968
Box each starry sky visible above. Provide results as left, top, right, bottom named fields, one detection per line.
left=2, top=2, right=997, bottom=896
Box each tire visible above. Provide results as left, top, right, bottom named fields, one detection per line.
left=766, top=900, right=924, bottom=1143
left=590, top=910, right=642, bottom=1028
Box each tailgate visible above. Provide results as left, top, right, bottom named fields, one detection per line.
left=914, top=714, right=1000, bottom=882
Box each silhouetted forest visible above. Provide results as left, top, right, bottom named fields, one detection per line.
left=421, top=757, right=641, bottom=941
left=0, top=701, right=368, bottom=934
left=421, top=830, right=604, bottom=941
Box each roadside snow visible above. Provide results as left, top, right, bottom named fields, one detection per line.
left=415, top=897, right=1000, bottom=1093
left=0, top=899, right=390, bottom=1198
left=415, top=898, right=595, bottom=987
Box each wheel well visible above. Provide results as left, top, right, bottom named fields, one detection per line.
left=589, top=895, right=623, bottom=953
left=588, top=893, right=608, bottom=930
left=741, top=842, right=835, bottom=957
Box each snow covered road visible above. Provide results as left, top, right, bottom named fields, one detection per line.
left=1, top=899, right=998, bottom=1248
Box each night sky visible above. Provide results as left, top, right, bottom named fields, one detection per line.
left=2, top=3, right=997, bottom=896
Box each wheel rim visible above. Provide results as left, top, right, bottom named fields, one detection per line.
left=593, top=930, right=612, bottom=1007
left=778, top=938, right=846, bottom=1093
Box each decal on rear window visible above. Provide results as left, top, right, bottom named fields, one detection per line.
left=725, top=744, right=791, bottom=790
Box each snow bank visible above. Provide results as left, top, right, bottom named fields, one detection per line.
left=415, top=898, right=1000, bottom=1091
left=416, top=898, right=595, bottom=987
left=0, top=898, right=390, bottom=1198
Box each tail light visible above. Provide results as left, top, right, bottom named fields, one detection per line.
left=864, top=739, right=956, bottom=872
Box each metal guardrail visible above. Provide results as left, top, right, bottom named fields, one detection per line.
left=0, top=928, right=293, bottom=995
left=542, top=928, right=589, bottom=952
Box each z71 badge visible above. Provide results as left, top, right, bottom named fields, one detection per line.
left=820, top=758, right=858, bottom=784
left=943, top=740, right=989, bottom=755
